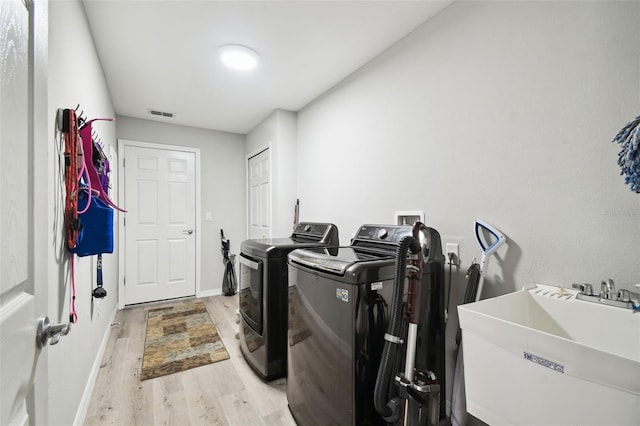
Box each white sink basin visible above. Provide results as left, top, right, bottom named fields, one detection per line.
left=458, top=284, right=640, bottom=426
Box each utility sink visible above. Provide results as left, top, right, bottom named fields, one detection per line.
left=458, top=284, right=640, bottom=426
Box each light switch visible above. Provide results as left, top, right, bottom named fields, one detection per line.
left=205, top=211, right=213, bottom=222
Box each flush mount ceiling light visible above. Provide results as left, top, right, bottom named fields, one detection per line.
left=218, top=44, right=260, bottom=71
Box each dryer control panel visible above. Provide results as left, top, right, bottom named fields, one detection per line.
left=291, top=222, right=339, bottom=244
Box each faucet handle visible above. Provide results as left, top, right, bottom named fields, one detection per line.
left=618, top=289, right=631, bottom=302
left=572, top=283, right=593, bottom=295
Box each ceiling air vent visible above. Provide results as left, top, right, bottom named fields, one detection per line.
left=149, top=109, right=174, bottom=118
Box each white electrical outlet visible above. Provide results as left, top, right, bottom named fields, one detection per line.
left=446, top=243, right=459, bottom=265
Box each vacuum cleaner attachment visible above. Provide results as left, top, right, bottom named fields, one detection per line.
left=220, top=229, right=237, bottom=296
left=374, top=222, right=445, bottom=426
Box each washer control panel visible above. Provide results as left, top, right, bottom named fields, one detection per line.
left=354, top=225, right=412, bottom=245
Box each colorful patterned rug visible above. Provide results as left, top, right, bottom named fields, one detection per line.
left=140, top=301, right=229, bottom=381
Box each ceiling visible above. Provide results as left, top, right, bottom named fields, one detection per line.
left=83, top=0, right=453, bottom=135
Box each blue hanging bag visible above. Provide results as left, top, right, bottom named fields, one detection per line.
left=70, top=189, right=114, bottom=257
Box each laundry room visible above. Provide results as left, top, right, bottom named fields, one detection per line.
left=2, top=0, right=638, bottom=425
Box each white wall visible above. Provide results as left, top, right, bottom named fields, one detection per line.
left=246, top=109, right=298, bottom=237
left=299, top=0, right=640, bottom=292
left=116, top=116, right=246, bottom=294
left=296, top=0, right=640, bottom=414
left=274, top=111, right=298, bottom=235
left=47, top=1, right=119, bottom=424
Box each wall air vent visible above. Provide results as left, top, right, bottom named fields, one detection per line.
left=149, top=109, right=174, bottom=118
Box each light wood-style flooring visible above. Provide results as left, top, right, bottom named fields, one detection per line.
left=84, top=294, right=296, bottom=426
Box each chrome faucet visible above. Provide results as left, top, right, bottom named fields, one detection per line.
left=600, top=279, right=617, bottom=300
left=572, top=279, right=638, bottom=310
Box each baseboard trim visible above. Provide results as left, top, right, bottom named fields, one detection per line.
left=73, top=306, right=118, bottom=426
left=197, top=288, right=223, bottom=298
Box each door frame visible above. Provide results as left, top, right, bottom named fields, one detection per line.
left=32, top=0, right=49, bottom=420
left=246, top=143, right=272, bottom=239
left=117, top=139, right=201, bottom=309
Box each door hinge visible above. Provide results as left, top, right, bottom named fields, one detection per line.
left=123, top=276, right=126, bottom=286
left=123, top=217, right=126, bottom=226
left=122, top=158, right=125, bottom=168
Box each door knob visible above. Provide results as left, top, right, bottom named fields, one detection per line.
left=182, top=229, right=194, bottom=235
left=36, top=316, right=71, bottom=348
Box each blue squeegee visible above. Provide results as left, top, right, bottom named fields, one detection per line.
left=612, top=115, right=640, bottom=193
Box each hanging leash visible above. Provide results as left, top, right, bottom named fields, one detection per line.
left=79, top=118, right=126, bottom=212
left=69, top=254, right=78, bottom=323
left=63, top=108, right=81, bottom=249
left=62, top=108, right=81, bottom=323
left=77, top=163, right=93, bottom=214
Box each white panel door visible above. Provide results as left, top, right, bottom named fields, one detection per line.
left=1, top=0, right=48, bottom=424
left=248, top=148, right=270, bottom=239
left=124, top=145, right=196, bottom=305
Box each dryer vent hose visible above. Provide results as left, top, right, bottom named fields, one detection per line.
left=374, top=235, right=420, bottom=423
